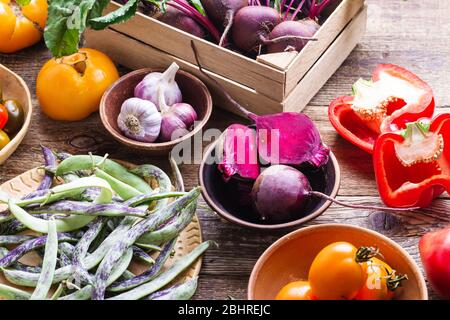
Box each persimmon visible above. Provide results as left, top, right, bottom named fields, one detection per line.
left=36, top=48, right=119, bottom=121
left=0, top=0, right=48, bottom=53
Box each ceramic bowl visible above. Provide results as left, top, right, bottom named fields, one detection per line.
left=199, top=139, right=341, bottom=230
left=248, top=224, right=428, bottom=300
left=100, top=68, right=212, bottom=155
left=0, top=64, right=32, bottom=165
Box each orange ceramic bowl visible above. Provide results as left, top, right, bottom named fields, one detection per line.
left=248, top=224, right=428, bottom=300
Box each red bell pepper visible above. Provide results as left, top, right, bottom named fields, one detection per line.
left=419, top=227, right=450, bottom=299
left=328, top=64, right=435, bottom=153
left=373, top=114, right=450, bottom=208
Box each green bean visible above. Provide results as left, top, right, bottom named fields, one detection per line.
left=134, top=243, right=162, bottom=251
left=0, top=283, right=31, bottom=300
left=31, top=219, right=58, bottom=300
left=94, top=168, right=142, bottom=200
left=147, top=277, right=198, bottom=300
left=170, top=154, right=185, bottom=192
left=124, top=192, right=186, bottom=208
left=50, top=283, right=65, bottom=300
left=108, top=241, right=216, bottom=300
left=8, top=202, right=96, bottom=233
left=55, top=155, right=152, bottom=194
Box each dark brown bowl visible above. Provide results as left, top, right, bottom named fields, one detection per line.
left=100, top=68, right=213, bottom=155
left=199, top=140, right=341, bottom=230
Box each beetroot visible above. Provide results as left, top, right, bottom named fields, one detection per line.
left=158, top=2, right=206, bottom=39
left=232, top=6, right=281, bottom=54
left=266, top=19, right=320, bottom=53
left=252, top=165, right=311, bottom=223
left=251, top=165, right=420, bottom=224
left=201, top=0, right=248, bottom=46
left=217, top=124, right=260, bottom=181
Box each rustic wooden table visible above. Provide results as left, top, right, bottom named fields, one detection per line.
left=1, top=0, right=448, bottom=300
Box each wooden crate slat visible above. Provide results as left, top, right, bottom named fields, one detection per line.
left=106, top=2, right=286, bottom=101
left=284, top=0, right=365, bottom=96
left=283, top=5, right=368, bottom=112
left=85, top=28, right=284, bottom=116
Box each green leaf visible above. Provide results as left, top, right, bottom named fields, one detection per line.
left=188, top=0, right=206, bottom=16
left=15, top=0, right=32, bottom=6
left=89, top=0, right=139, bottom=30
left=44, top=0, right=97, bottom=57
left=88, top=0, right=111, bottom=20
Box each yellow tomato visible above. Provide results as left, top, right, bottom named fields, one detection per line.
left=36, top=48, right=119, bottom=121
left=0, top=0, right=48, bottom=53
left=308, top=242, right=374, bottom=300
left=355, top=257, right=407, bottom=300
left=275, top=281, right=316, bottom=300
left=0, top=129, right=10, bottom=150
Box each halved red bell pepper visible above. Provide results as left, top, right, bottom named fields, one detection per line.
left=374, top=114, right=450, bottom=208
left=329, top=64, right=435, bottom=154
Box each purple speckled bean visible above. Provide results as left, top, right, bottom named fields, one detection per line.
left=132, top=245, right=155, bottom=265
left=72, top=218, right=106, bottom=285
left=93, top=187, right=200, bottom=299
left=28, top=201, right=146, bottom=218
left=0, top=247, right=42, bottom=273
left=108, top=238, right=177, bottom=293
left=0, top=235, right=36, bottom=245
left=146, top=277, right=198, bottom=300
left=0, top=233, right=78, bottom=268
left=36, top=146, right=57, bottom=191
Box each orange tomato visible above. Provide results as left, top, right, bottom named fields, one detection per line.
left=0, top=0, right=48, bottom=53
left=36, top=48, right=119, bottom=121
left=355, top=257, right=407, bottom=300
left=308, top=242, right=377, bottom=300
left=275, top=281, right=316, bottom=300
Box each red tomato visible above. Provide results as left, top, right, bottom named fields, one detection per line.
left=0, top=103, right=8, bottom=129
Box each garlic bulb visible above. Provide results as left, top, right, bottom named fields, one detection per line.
left=158, top=88, right=198, bottom=142
left=117, top=98, right=162, bottom=143
left=134, top=62, right=183, bottom=110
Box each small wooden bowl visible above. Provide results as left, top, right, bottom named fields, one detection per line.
left=248, top=224, right=428, bottom=300
left=100, top=68, right=212, bottom=155
left=199, top=140, right=341, bottom=230
left=0, top=64, right=32, bottom=165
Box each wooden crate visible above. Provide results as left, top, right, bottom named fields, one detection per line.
left=86, top=1, right=367, bottom=115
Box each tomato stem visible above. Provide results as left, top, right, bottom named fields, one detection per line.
left=386, top=272, right=408, bottom=291
left=355, top=246, right=380, bottom=263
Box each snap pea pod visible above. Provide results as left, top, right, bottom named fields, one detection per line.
left=94, top=168, right=142, bottom=200
left=72, top=218, right=106, bottom=285
left=31, top=219, right=58, bottom=300
left=108, top=238, right=177, bottom=293
left=2, top=217, right=138, bottom=286
left=9, top=202, right=96, bottom=233
left=28, top=201, right=147, bottom=218
left=132, top=246, right=155, bottom=265
left=58, top=247, right=134, bottom=300
left=147, top=277, right=198, bottom=300
left=0, top=233, right=78, bottom=268
left=109, top=241, right=216, bottom=300
left=129, top=165, right=172, bottom=210
left=55, top=155, right=152, bottom=194
left=0, top=235, right=36, bottom=245
left=0, top=283, right=32, bottom=300
left=138, top=202, right=196, bottom=246
left=124, top=192, right=186, bottom=208
left=93, top=188, right=201, bottom=300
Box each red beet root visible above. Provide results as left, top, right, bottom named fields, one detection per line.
left=266, top=19, right=320, bottom=53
